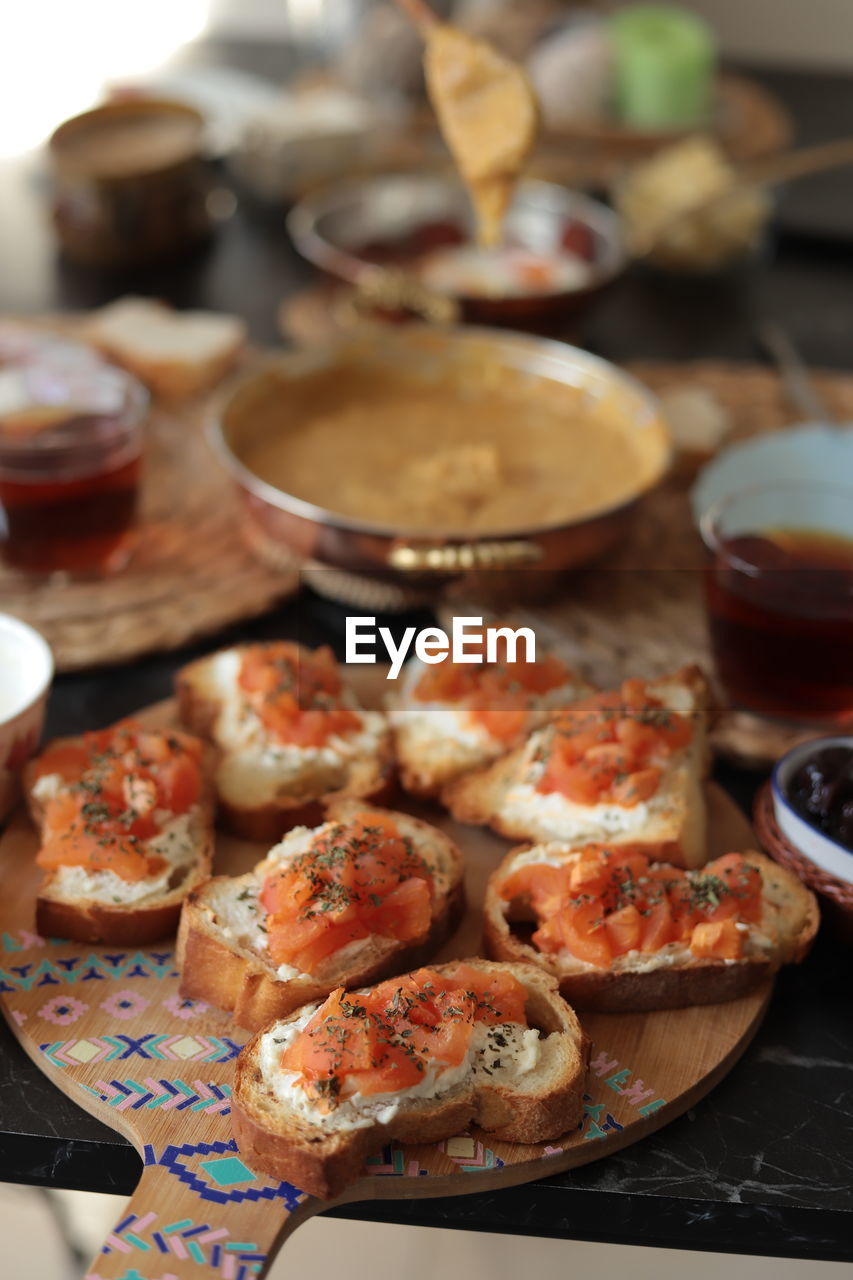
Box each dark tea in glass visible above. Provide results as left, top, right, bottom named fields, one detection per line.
left=701, top=484, right=853, bottom=725
left=0, top=349, right=146, bottom=575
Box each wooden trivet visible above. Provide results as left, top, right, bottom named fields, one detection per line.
left=0, top=691, right=771, bottom=1279
left=0, top=342, right=298, bottom=673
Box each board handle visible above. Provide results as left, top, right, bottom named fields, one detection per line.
left=82, top=1165, right=305, bottom=1280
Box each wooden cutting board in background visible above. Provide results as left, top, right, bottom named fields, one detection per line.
left=0, top=696, right=771, bottom=1279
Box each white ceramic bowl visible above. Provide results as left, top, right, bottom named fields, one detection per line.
left=0, top=614, right=53, bottom=821
left=771, top=737, right=853, bottom=885
left=691, top=422, right=853, bottom=524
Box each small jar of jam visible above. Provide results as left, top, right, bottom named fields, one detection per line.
left=701, top=482, right=853, bottom=725
left=0, top=343, right=147, bottom=575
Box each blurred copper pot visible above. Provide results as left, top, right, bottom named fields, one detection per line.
left=210, top=325, right=670, bottom=591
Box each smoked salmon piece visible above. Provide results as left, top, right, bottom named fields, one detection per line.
left=260, top=814, right=435, bottom=973
left=411, top=635, right=573, bottom=745
left=499, top=846, right=763, bottom=968
left=237, top=643, right=360, bottom=747
left=38, top=793, right=166, bottom=881
left=536, top=679, right=693, bottom=807
left=32, top=721, right=205, bottom=883
left=280, top=964, right=530, bottom=1105
left=690, top=919, right=742, bottom=960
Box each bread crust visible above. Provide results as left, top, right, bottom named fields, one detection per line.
left=213, top=774, right=396, bottom=847
left=483, top=846, right=820, bottom=1013
left=25, top=733, right=215, bottom=946
left=36, top=855, right=212, bottom=947
left=176, top=801, right=467, bottom=1030
left=442, top=665, right=711, bottom=870
left=175, top=648, right=395, bottom=843
left=231, top=959, right=589, bottom=1200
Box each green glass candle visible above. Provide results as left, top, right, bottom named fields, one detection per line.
left=610, top=4, right=716, bottom=130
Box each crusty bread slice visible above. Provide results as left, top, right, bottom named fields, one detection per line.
left=442, top=666, right=711, bottom=869
left=231, top=958, right=589, bottom=1199
left=175, top=645, right=395, bottom=843
left=83, top=297, right=245, bottom=399
left=24, top=740, right=215, bottom=946
left=176, top=799, right=466, bottom=1031
left=484, top=845, right=819, bottom=1012
left=388, top=656, right=596, bottom=798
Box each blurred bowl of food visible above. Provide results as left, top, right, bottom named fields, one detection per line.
left=286, top=174, right=626, bottom=327
left=210, top=324, right=670, bottom=587
left=0, top=614, right=53, bottom=821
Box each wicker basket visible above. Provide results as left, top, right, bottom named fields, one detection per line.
left=753, top=781, right=853, bottom=943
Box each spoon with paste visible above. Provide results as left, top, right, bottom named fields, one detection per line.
left=397, top=0, right=539, bottom=246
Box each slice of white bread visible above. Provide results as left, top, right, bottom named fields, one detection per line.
left=484, top=845, right=819, bottom=1013
left=175, top=644, right=394, bottom=843
left=24, top=737, right=214, bottom=946
left=176, top=799, right=466, bottom=1031
left=83, top=297, right=245, bottom=399
left=388, top=654, right=596, bottom=797
left=231, top=958, right=589, bottom=1199
left=442, top=666, right=711, bottom=869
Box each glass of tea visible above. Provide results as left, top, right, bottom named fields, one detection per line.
left=700, top=482, right=853, bottom=725
left=0, top=352, right=147, bottom=575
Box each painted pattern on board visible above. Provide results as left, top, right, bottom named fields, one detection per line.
left=0, top=917, right=668, bottom=1277
left=6, top=935, right=667, bottom=1175
left=88, top=1207, right=268, bottom=1278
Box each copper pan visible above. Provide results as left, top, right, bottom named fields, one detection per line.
left=210, top=325, right=670, bottom=590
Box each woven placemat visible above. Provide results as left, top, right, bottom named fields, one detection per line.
left=0, top=340, right=298, bottom=672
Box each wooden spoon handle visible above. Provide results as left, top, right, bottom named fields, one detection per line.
left=394, top=0, right=439, bottom=32
left=741, top=135, right=853, bottom=189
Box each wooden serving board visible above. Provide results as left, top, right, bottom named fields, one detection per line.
left=0, top=697, right=771, bottom=1280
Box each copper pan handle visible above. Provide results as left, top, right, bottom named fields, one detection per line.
left=389, top=540, right=543, bottom=572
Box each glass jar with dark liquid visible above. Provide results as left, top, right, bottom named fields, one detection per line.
left=0, top=348, right=146, bottom=575
left=701, top=483, right=853, bottom=725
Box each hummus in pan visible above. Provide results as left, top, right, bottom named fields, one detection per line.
left=232, top=355, right=669, bottom=535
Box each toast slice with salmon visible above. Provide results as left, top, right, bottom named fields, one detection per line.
left=24, top=721, right=214, bottom=945
left=484, top=843, right=819, bottom=1012
left=231, top=958, right=589, bottom=1199
left=442, top=666, right=711, bottom=869
left=176, top=642, right=394, bottom=843
left=176, top=800, right=466, bottom=1031
left=388, top=640, right=595, bottom=797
